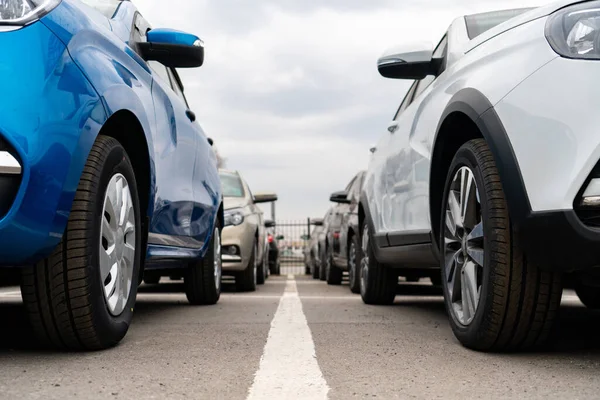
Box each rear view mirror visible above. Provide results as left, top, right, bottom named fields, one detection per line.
left=254, top=193, right=278, bottom=204
left=311, top=218, right=324, bottom=226
left=377, top=42, right=436, bottom=80
left=330, top=191, right=350, bottom=204
left=265, top=220, right=275, bottom=228
left=140, top=28, right=204, bottom=68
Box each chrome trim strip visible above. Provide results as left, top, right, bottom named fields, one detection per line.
left=147, top=232, right=203, bottom=249
left=222, top=254, right=242, bottom=262
left=0, top=151, right=21, bottom=175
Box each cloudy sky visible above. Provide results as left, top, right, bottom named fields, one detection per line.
left=135, top=0, right=548, bottom=220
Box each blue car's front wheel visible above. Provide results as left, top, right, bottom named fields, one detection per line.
left=21, top=136, right=142, bottom=351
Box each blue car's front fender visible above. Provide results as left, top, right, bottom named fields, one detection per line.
left=0, top=20, right=105, bottom=265
left=0, top=0, right=158, bottom=266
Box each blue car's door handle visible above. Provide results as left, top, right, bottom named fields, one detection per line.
left=186, top=110, right=196, bottom=122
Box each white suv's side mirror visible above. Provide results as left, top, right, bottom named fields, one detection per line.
left=377, top=42, right=434, bottom=80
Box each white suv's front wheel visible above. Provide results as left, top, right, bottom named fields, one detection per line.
left=440, top=139, right=562, bottom=351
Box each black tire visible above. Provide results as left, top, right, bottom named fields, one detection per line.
left=236, top=241, right=257, bottom=292
left=143, top=274, right=160, bottom=285
left=574, top=281, right=600, bottom=309
left=21, top=136, right=142, bottom=350
left=274, top=260, right=281, bottom=275
left=348, top=234, right=361, bottom=294
left=319, top=246, right=327, bottom=281
left=185, top=221, right=222, bottom=305
left=360, top=224, right=397, bottom=305
left=312, top=257, right=320, bottom=280
left=440, top=139, right=562, bottom=351
left=326, top=245, right=343, bottom=285
left=257, top=248, right=266, bottom=286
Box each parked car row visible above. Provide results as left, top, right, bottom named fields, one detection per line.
left=307, top=2, right=600, bottom=352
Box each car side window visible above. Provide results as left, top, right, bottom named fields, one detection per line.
left=167, top=68, right=189, bottom=108
left=412, top=35, right=448, bottom=100
left=349, top=175, right=363, bottom=202
left=148, top=61, right=170, bottom=86
left=393, top=81, right=418, bottom=120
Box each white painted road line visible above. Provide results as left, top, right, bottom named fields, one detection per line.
left=247, top=277, right=330, bottom=400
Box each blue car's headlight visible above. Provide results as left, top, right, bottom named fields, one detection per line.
left=546, top=1, right=600, bottom=60
left=224, top=209, right=244, bottom=227
left=0, top=0, right=61, bottom=26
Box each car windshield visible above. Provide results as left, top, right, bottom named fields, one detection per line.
left=465, top=8, right=535, bottom=39
left=79, top=0, right=122, bottom=18
left=220, top=172, right=245, bottom=197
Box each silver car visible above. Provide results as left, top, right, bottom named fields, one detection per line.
left=219, top=170, right=277, bottom=291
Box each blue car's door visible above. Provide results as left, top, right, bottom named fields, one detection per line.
left=167, top=68, right=219, bottom=249
left=128, top=14, right=199, bottom=246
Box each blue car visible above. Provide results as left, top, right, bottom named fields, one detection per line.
left=0, top=0, right=223, bottom=350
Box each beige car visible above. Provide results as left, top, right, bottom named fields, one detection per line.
left=219, top=170, right=277, bottom=291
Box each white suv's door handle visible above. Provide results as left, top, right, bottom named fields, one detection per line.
left=387, top=124, right=399, bottom=134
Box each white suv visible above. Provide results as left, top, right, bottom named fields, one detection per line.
left=360, top=1, right=600, bottom=351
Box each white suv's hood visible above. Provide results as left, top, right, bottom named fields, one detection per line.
left=466, top=0, right=586, bottom=52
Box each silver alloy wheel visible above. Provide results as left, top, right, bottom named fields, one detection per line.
left=348, top=241, right=357, bottom=284
left=360, top=225, right=369, bottom=296
left=443, top=166, right=484, bottom=326
left=100, top=173, right=136, bottom=316
left=214, top=227, right=222, bottom=291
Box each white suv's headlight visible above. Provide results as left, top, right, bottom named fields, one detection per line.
left=224, top=209, right=244, bottom=227
left=0, top=0, right=61, bottom=26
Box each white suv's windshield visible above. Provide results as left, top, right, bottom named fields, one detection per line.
left=80, top=0, right=122, bottom=18
left=465, top=8, right=535, bottom=39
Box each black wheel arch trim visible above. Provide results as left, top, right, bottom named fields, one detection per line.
left=433, top=88, right=600, bottom=271
left=432, top=88, right=532, bottom=231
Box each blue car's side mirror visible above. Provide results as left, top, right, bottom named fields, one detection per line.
left=139, top=28, right=204, bottom=68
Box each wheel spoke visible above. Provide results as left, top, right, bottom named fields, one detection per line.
left=446, top=251, right=462, bottom=303
left=116, top=177, right=124, bottom=225
left=448, top=190, right=463, bottom=230
left=123, top=243, right=135, bottom=266
left=463, top=261, right=479, bottom=321
left=120, top=182, right=130, bottom=227
left=467, top=222, right=483, bottom=242
left=100, top=246, right=116, bottom=282
left=460, top=169, right=478, bottom=230
left=467, top=247, right=484, bottom=267
left=105, top=181, right=119, bottom=227
left=445, top=210, right=457, bottom=237
left=102, top=215, right=115, bottom=245
left=104, top=261, right=118, bottom=298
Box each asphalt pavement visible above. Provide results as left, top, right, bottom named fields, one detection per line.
left=1, top=273, right=600, bottom=399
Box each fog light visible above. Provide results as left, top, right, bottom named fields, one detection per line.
left=581, top=178, right=600, bottom=207
left=226, top=246, right=238, bottom=255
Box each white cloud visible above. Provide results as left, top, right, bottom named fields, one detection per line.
left=134, top=0, right=552, bottom=220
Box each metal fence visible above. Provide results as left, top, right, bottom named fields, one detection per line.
left=272, top=219, right=311, bottom=276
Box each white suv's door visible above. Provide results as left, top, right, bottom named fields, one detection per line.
left=380, top=35, right=448, bottom=233
left=366, top=81, right=418, bottom=233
